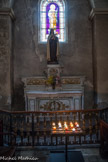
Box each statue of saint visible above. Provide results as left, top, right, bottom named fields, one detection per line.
left=48, top=4, right=57, bottom=29
left=47, top=29, right=59, bottom=64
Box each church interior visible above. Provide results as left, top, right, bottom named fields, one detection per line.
left=0, top=0, right=108, bottom=161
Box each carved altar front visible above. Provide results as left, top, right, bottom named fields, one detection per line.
left=22, top=64, right=85, bottom=111
left=22, top=75, right=85, bottom=111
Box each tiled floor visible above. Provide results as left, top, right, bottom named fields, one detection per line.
left=15, top=147, right=108, bottom=162
left=15, top=148, right=50, bottom=162
left=77, top=148, right=108, bottom=162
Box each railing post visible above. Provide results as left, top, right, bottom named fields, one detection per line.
left=65, top=134, right=68, bottom=162
left=10, top=113, right=12, bottom=146
left=0, top=120, right=3, bottom=146
left=32, top=113, right=34, bottom=146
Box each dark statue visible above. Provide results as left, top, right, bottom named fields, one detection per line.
left=47, top=29, right=59, bottom=64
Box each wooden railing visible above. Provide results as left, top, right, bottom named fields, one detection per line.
left=100, top=107, right=108, bottom=124
left=0, top=108, right=107, bottom=147
left=1, top=108, right=107, bottom=147
left=100, top=120, right=108, bottom=158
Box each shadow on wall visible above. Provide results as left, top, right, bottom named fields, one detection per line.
left=93, top=92, right=108, bottom=109
left=12, top=79, right=25, bottom=111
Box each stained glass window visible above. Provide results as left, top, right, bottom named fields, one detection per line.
left=40, top=0, right=66, bottom=42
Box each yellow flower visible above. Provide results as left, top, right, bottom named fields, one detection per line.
left=47, top=76, right=54, bottom=84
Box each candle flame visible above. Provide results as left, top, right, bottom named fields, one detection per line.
left=76, top=124, right=79, bottom=127
left=75, top=122, right=78, bottom=126
left=72, top=128, right=75, bottom=132
left=53, top=126, right=56, bottom=130
left=70, top=122, right=74, bottom=128
left=58, top=122, right=62, bottom=128
left=52, top=122, right=55, bottom=126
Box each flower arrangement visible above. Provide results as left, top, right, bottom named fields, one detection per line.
left=46, top=75, right=61, bottom=89
left=46, top=76, right=54, bottom=85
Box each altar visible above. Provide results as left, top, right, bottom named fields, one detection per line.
left=22, top=74, right=85, bottom=111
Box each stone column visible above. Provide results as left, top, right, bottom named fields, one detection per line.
left=0, top=7, right=15, bottom=110
left=90, top=8, right=108, bottom=108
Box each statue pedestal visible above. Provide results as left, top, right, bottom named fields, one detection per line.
left=45, top=64, right=63, bottom=90
left=47, top=64, right=63, bottom=77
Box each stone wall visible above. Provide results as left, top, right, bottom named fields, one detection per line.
left=0, top=0, right=14, bottom=8
left=0, top=10, right=13, bottom=110
left=92, top=14, right=108, bottom=108
left=89, top=0, right=108, bottom=8
left=93, top=0, right=108, bottom=8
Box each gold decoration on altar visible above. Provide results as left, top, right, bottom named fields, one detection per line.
left=61, top=78, right=81, bottom=84
left=26, top=77, right=81, bottom=86
left=27, top=78, right=46, bottom=85
left=40, top=100, right=69, bottom=111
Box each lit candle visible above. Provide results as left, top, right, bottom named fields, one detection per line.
left=64, top=122, right=67, bottom=127
left=72, top=128, right=75, bottom=132
left=65, top=126, right=68, bottom=131
left=75, top=122, right=78, bottom=126
left=52, top=122, right=55, bottom=126
left=70, top=122, right=74, bottom=128
left=75, top=122, right=79, bottom=128
left=76, top=124, right=79, bottom=128
left=53, top=126, right=56, bottom=130
left=58, top=122, right=62, bottom=129
left=64, top=122, right=68, bottom=130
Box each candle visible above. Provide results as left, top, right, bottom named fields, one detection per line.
left=64, top=122, right=67, bottom=127
left=65, top=126, right=68, bottom=130
left=76, top=124, right=79, bottom=128
left=58, top=122, right=62, bottom=129
left=52, top=122, right=55, bottom=126
left=75, top=122, right=79, bottom=128
left=64, top=122, right=68, bottom=130
left=53, top=126, right=56, bottom=130
left=72, top=128, right=75, bottom=132
left=75, top=122, right=78, bottom=126
left=70, top=122, right=74, bottom=128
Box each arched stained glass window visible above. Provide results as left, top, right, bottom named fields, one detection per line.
left=40, top=0, right=66, bottom=42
